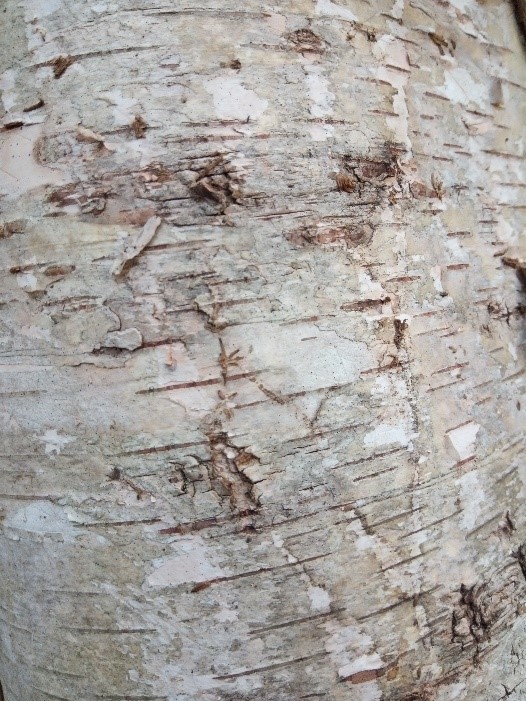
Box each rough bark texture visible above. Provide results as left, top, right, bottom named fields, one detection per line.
left=0, top=1, right=525, bottom=700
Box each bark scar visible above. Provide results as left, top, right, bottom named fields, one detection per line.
left=112, top=216, right=162, bottom=276
left=205, top=428, right=260, bottom=515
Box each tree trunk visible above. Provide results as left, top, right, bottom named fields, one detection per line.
left=0, top=1, right=525, bottom=699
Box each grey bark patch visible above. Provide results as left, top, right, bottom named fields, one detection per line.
left=102, top=328, right=143, bottom=351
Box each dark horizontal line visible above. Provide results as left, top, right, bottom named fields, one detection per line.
left=332, top=446, right=407, bottom=470
left=111, top=440, right=206, bottom=456
left=401, top=510, right=462, bottom=537
left=58, top=627, right=157, bottom=634
left=249, top=608, right=343, bottom=635
left=34, top=44, right=162, bottom=68
left=136, top=377, right=221, bottom=393
left=214, top=652, right=327, bottom=680
left=356, top=596, right=412, bottom=621
left=380, top=547, right=439, bottom=572
left=0, top=494, right=59, bottom=501
left=191, top=553, right=332, bottom=592
left=76, top=518, right=161, bottom=528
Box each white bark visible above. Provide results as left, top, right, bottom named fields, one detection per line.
left=0, top=1, right=525, bottom=700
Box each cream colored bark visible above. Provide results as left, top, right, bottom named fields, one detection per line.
left=0, top=1, right=525, bottom=700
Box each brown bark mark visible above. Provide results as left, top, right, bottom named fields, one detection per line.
left=131, top=115, right=147, bottom=139
left=503, top=254, right=526, bottom=290
left=515, top=544, right=526, bottom=580
left=428, top=32, right=455, bottom=57
left=335, top=172, right=356, bottom=193
left=50, top=55, right=75, bottom=78
left=205, top=428, right=260, bottom=515
left=341, top=297, right=391, bottom=312
left=286, top=222, right=374, bottom=248
left=512, top=0, right=526, bottom=46
left=0, top=220, right=26, bottom=238
left=188, top=154, right=244, bottom=213
left=22, top=98, right=44, bottom=112
left=287, top=28, right=326, bottom=54
left=452, top=551, right=526, bottom=664
left=285, top=143, right=405, bottom=249
left=394, top=317, right=408, bottom=349
left=341, top=147, right=401, bottom=187
left=344, top=666, right=386, bottom=684
left=47, top=183, right=109, bottom=216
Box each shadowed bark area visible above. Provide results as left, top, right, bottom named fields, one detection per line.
left=0, top=1, right=525, bottom=700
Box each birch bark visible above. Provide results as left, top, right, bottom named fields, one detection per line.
left=0, top=1, right=525, bottom=700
